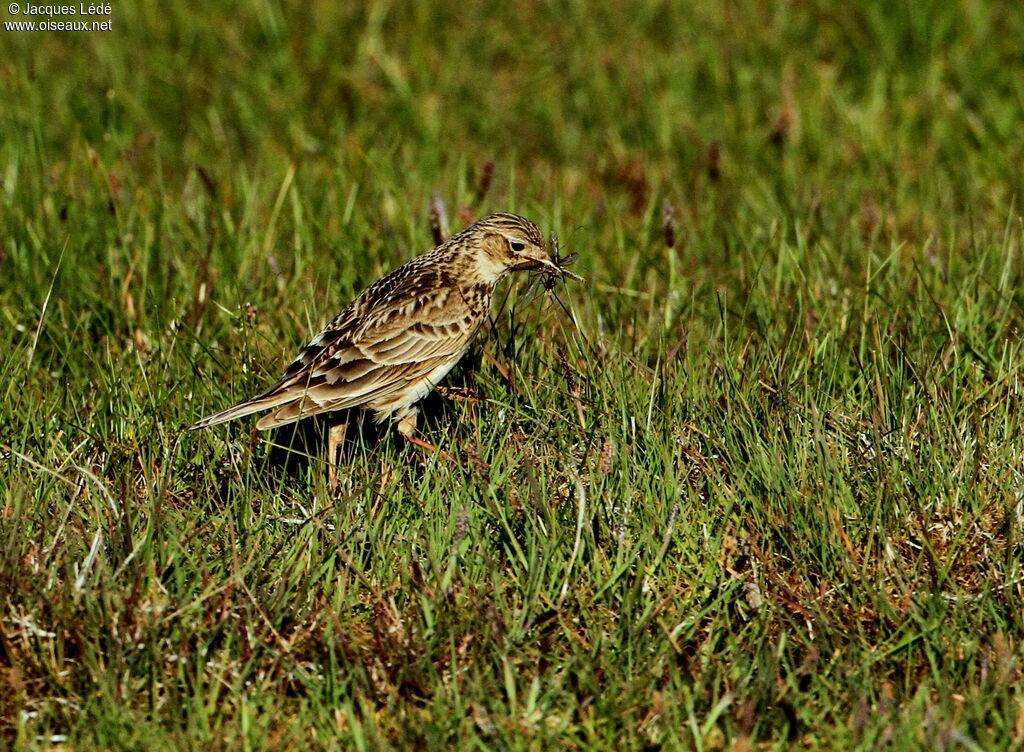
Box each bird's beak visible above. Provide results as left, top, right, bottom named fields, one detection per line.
left=528, top=255, right=562, bottom=275
left=517, top=254, right=585, bottom=281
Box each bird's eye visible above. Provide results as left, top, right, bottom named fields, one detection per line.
left=509, top=240, right=526, bottom=252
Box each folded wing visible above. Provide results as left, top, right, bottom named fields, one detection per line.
left=189, top=284, right=481, bottom=431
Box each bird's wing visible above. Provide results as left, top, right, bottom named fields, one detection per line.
left=189, top=283, right=483, bottom=430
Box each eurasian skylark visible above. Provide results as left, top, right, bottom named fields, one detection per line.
left=190, top=213, right=572, bottom=480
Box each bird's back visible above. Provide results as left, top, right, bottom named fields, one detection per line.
left=189, top=242, right=492, bottom=431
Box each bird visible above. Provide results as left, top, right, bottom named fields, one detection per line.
left=190, top=212, right=570, bottom=487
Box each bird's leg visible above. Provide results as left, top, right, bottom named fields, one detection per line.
left=327, top=417, right=349, bottom=493
left=396, top=412, right=456, bottom=462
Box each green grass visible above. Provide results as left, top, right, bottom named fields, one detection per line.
left=3, top=0, right=1024, bottom=748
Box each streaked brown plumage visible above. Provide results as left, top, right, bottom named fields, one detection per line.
left=190, top=213, right=561, bottom=451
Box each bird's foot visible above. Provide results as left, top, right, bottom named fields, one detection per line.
left=395, top=412, right=456, bottom=464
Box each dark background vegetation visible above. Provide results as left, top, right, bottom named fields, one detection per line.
left=3, top=1, right=1024, bottom=748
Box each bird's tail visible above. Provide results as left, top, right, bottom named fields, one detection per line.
left=189, top=393, right=294, bottom=431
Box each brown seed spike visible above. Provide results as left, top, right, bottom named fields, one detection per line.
left=600, top=437, right=615, bottom=479
left=429, top=194, right=449, bottom=245
left=769, top=102, right=794, bottom=146
left=618, top=161, right=648, bottom=215
left=453, top=506, right=470, bottom=548
left=474, top=160, right=494, bottom=204
left=662, top=201, right=676, bottom=250
left=557, top=346, right=586, bottom=428
left=860, top=191, right=880, bottom=236
left=466, top=442, right=491, bottom=485
left=708, top=141, right=722, bottom=181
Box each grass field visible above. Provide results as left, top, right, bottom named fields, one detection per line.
left=3, top=0, right=1024, bottom=748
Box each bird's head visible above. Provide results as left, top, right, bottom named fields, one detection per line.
left=463, top=213, right=560, bottom=282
